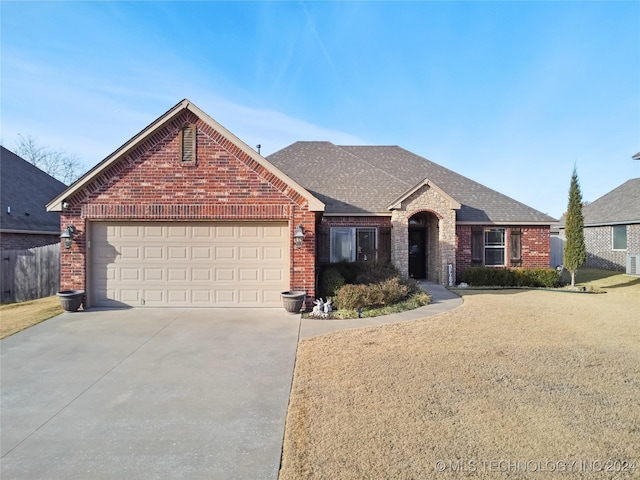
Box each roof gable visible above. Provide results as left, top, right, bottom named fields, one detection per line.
left=1, top=147, right=66, bottom=233
left=387, top=179, right=462, bottom=211
left=47, top=100, right=323, bottom=212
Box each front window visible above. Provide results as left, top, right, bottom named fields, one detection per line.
left=484, top=228, right=505, bottom=266
left=330, top=227, right=376, bottom=262
left=612, top=225, right=627, bottom=250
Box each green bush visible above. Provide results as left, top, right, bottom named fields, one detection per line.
left=461, top=267, right=560, bottom=288
left=320, top=267, right=346, bottom=297
left=354, top=261, right=400, bottom=284
left=334, top=275, right=412, bottom=310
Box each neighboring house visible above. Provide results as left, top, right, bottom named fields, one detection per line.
left=47, top=99, right=556, bottom=309
left=556, top=178, right=640, bottom=272
left=1, top=146, right=67, bottom=250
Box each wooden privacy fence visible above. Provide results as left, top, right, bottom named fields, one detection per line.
left=1, top=243, right=60, bottom=303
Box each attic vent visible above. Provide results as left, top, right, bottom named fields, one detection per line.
left=181, top=124, right=196, bottom=163
left=627, top=255, right=640, bottom=276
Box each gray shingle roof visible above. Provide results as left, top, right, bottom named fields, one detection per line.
left=567, top=178, right=640, bottom=226
left=267, top=142, right=556, bottom=224
left=1, top=146, right=66, bottom=233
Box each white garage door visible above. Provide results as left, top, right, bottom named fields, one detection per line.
left=91, top=222, right=289, bottom=307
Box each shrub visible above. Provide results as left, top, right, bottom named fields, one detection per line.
left=354, top=261, right=400, bottom=284
left=461, top=267, right=560, bottom=288
left=334, top=275, right=412, bottom=310
left=376, top=277, right=410, bottom=305
left=514, top=268, right=561, bottom=288
left=320, top=267, right=346, bottom=297
left=334, top=283, right=371, bottom=310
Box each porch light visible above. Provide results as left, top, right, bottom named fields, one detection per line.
left=294, top=225, right=305, bottom=249
left=60, top=225, right=76, bottom=249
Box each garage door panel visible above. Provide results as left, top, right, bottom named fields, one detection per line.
left=192, top=269, right=211, bottom=281
left=92, top=222, right=289, bottom=307
left=168, top=226, right=188, bottom=238
left=264, top=246, right=285, bottom=260
left=168, top=246, right=188, bottom=260
left=214, top=246, right=235, bottom=260
left=121, top=226, right=141, bottom=237
left=239, top=247, right=259, bottom=260
left=239, top=269, right=259, bottom=281
left=192, top=247, right=212, bottom=259
left=144, top=246, right=164, bottom=259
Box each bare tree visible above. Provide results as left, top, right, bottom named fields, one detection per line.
left=14, top=134, right=84, bottom=185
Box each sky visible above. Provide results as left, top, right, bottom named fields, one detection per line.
left=2, top=1, right=639, bottom=219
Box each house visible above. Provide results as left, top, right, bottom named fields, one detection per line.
left=1, top=146, right=67, bottom=250
left=557, top=178, right=640, bottom=272
left=47, top=99, right=556, bottom=309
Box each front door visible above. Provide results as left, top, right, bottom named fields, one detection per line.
left=408, top=228, right=426, bottom=279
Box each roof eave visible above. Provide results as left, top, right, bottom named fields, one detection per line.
left=456, top=220, right=557, bottom=226
left=47, top=99, right=324, bottom=213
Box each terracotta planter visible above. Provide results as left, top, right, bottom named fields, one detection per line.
left=57, top=290, right=84, bottom=312
left=281, top=291, right=306, bottom=314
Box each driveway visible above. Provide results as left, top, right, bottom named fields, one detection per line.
left=1, top=308, right=300, bottom=480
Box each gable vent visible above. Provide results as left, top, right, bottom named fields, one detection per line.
left=627, top=255, right=640, bottom=276
left=181, top=125, right=196, bottom=163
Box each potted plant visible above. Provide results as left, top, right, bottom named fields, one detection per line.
left=280, top=291, right=306, bottom=313
left=57, top=290, right=85, bottom=312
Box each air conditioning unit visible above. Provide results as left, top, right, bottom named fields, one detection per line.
left=627, top=254, right=640, bottom=276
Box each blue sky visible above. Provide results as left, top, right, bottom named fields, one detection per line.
left=2, top=1, right=639, bottom=218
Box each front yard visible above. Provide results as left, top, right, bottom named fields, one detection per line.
left=280, top=271, right=640, bottom=478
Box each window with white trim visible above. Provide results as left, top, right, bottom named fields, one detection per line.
left=330, top=227, right=376, bottom=262
left=612, top=225, right=627, bottom=250
left=484, top=228, right=506, bottom=266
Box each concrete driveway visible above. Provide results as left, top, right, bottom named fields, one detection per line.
left=1, top=308, right=300, bottom=480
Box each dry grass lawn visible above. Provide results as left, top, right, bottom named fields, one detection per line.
left=0, top=296, right=63, bottom=339
left=280, top=273, right=640, bottom=479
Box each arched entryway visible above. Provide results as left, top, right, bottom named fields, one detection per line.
left=408, top=212, right=440, bottom=282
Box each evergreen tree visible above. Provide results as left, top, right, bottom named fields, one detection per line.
left=563, top=167, right=586, bottom=287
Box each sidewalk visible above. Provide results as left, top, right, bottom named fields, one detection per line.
left=299, top=282, right=463, bottom=339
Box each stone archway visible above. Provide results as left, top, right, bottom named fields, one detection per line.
left=390, top=181, right=458, bottom=285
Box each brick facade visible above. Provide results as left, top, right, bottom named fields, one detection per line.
left=0, top=232, right=60, bottom=251
left=456, top=225, right=551, bottom=280
left=559, top=224, right=640, bottom=271
left=60, top=110, right=316, bottom=306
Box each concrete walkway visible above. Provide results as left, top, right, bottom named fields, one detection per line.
left=300, top=282, right=463, bottom=338
left=1, top=285, right=461, bottom=479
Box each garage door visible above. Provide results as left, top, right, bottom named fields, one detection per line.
left=91, top=222, right=289, bottom=307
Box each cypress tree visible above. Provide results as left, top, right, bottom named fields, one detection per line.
left=563, top=167, right=586, bottom=287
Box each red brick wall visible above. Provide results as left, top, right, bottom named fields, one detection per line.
left=456, top=225, right=551, bottom=279
left=60, top=110, right=316, bottom=304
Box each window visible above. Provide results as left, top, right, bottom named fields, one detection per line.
left=484, top=228, right=505, bottom=266
left=330, top=227, right=376, bottom=262
left=612, top=225, right=627, bottom=250
left=180, top=124, right=196, bottom=163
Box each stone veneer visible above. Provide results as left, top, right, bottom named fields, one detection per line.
left=391, top=184, right=457, bottom=285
